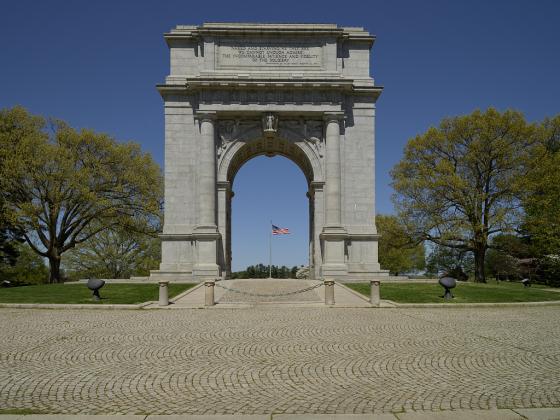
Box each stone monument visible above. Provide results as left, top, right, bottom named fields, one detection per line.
left=150, top=23, right=388, bottom=282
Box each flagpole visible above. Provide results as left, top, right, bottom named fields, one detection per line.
left=269, top=220, right=272, bottom=279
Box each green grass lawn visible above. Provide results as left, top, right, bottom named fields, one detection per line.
left=0, top=408, right=42, bottom=415
left=346, top=281, right=560, bottom=304
left=0, top=283, right=195, bottom=304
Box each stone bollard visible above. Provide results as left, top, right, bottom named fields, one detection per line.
left=370, top=280, right=380, bottom=307
left=205, top=280, right=215, bottom=306
left=324, top=280, right=335, bottom=305
left=158, top=280, right=169, bottom=306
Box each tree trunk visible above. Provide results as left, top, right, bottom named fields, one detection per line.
left=473, top=244, right=487, bottom=283
left=48, top=254, right=62, bottom=283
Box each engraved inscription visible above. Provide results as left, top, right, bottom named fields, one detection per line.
left=217, top=43, right=322, bottom=68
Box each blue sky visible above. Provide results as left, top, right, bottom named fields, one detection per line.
left=1, top=0, right=559, bottom=271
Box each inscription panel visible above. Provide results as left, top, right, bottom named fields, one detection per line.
left=216, top=39, right=324, bottom=70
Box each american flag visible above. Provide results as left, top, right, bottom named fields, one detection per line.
left=272, top=224, right=290, bottom=235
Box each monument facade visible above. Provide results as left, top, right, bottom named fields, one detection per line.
left=151, top=23, right=388, bottom=282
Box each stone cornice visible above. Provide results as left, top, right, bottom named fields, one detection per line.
left=194, top=111, right=217, bottom=121
left=189, top=77, right=356, bottom=89
left=164, top=23, right=374, bottom=46
left=158, top=233, right=194, bottom=241
left=157, top=81, right=383, bottom=100
left=347, top=233, right=381, bottom=240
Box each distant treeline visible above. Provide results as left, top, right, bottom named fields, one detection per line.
left=231, top=264, right=301, bottom=279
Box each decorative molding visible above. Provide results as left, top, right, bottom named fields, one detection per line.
left=216, top=116, right=325, bottom=159
left=323, top=111, right=345, bottom=123
left=159, top=233, right=195, bottom=241
left=278, top=119, right=324, bottom=157
left=310, top=181, right=325, bottom=191
left=199, top=89, right=344, bottom=105
left=216, top=120, right=260, bottom=157
left=195, top=111, right=217, bottom=122
left=347, top=233, right=381, bottom=240
left=216, top=181, right=231, bottom=190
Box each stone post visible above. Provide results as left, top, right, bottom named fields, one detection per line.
left=158, top=280, right=169, bottom=306
left=205, top=280, right=215, bottom=306
left=370, top=280, right=380, bottom=306
left=324, top=280, right=335, bottom=305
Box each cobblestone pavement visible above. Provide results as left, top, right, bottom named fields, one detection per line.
left=1, top=306, right=559, bottom=415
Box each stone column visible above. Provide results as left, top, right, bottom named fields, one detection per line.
left=193, top=112, right=221, bottom=280
left=199, top=113, right=217, bottom=226
left=320, top=112, right=347, bottom=279
left=324, top=113, right=343, bottom=227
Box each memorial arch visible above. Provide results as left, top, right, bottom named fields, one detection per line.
left=151, top=23, right=388, bottom=282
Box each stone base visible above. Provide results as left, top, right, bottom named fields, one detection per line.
left=319, top=266, right=390, bottom=283
left=320, top=263, right=348, bottom=278
left=336, top=270, right=391, bottom=283
left=149, top=270, right=195, bottom=283
left=193, top=263, right=221, bottom=281
left=344, top=264, right=390, bottom=282
left=150, top=267, right=222, bottom=283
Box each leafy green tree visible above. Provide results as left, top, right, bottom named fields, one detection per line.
left=0, top=107, right=43, bottom=269
left=245, top=265, right=255, bottom=278
left=63, top=227, right=161, bottom=280
left=233, top=264, right=298, bottom=279
left=0, top=107, right=163, bottom=283
left=0, top=215, right=22, bottom=269
left=523, top=115, right=560, bottom=257
left=231, top=270, right=247, bottom=279
left=491, top=234, right=531, bottom=258
left=485, top=234, right=532, bottom=281
left=376, top=214, right=425, bottom=275
left=391, top=108, right=534, bottom=282
left=425, top=245, right=473, bottom=280
left=537, top=255, right=560, bottom=287
left=290, top=266, right=298, bottom=278
left=0, top=242, right=49, bottom=284
left=485, top=249, right=519, bottom=280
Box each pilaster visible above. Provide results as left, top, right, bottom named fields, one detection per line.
left=193, top=111, right=221, bottom=279
left=321, top=111, right=347, bottom=278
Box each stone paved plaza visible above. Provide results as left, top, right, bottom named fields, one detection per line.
left=1, top=305, right=559, bottom=415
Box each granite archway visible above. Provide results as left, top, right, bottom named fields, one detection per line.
left=150, top=23, right=388, bottom=282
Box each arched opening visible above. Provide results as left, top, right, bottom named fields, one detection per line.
left=230, top=155, right=309, bottom=277
left=217, top=135, right=322, bottom=279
